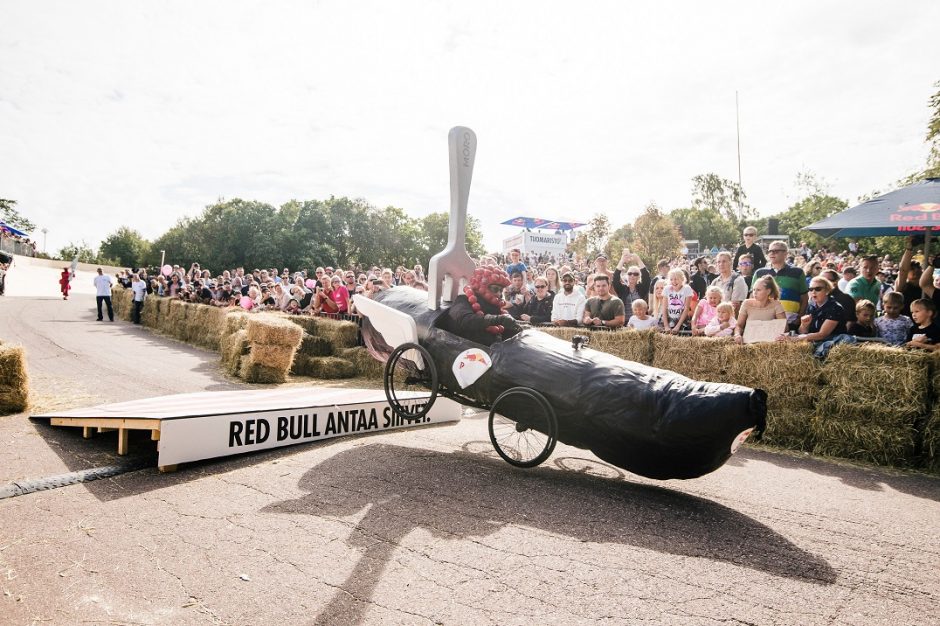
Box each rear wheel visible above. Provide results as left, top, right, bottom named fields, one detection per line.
left=383, top=343, right=438, bottom=420
left=488, top=387, right=558, bottom=468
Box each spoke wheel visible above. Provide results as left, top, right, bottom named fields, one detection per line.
left=488, top=387, right=558, bottom=468
left=383, top=343, right=438, bottom=420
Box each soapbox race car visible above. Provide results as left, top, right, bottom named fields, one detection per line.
left=354, top=287, right=767, bottom=480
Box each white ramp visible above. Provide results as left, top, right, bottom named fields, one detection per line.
left=33, top=387, right=461, bottom=471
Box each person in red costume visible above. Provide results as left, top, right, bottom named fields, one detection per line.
left=59, top=267, right=72, bottom=300
left=440, top=266, right=522, bottom=346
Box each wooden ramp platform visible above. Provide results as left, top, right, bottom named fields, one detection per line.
left=32, top=387, right=461, bottom=472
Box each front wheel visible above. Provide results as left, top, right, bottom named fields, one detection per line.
left=383, top=343, right=438, bottom=420
left=488, top=387, right=558, bottom=468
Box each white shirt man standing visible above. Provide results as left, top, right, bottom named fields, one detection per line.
left=93, top=268, right=114, bottom=322
left=551, top=271, right=586, bottom=326
left=130, top=273, right=147, bottom=324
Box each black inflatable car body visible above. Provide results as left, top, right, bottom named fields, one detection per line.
left=361, top=287, right=767, bottom=480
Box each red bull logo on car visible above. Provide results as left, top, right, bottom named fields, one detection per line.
left=890, top=203, right=940, bottom=231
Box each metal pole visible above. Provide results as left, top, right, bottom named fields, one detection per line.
left=736, top=91, right=743, bottom=203
left=160, top=249, right=165, bottom=268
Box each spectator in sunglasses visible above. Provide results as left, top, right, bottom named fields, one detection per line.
left=613, top=249, right=650, bottom=324
left=520, top=278, right=554, bottom=325
left=733, top=226, right=766, bottom=272
left=778, top=277, right=845, bottom=343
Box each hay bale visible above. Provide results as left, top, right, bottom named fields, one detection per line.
left=194, top=305, right=225, bottom=351
left=162, top=299, right=184, bottom=335
left=292, top=356, right=357, bottom=379
left=298, top=333, right=334, bottom=357
left=220, top=330, right=250, bottom=376
left=0, top=345, right=29, bottom=415
left=817, top=344, right=931, bottom=424
left=758, top=409, right=815, bottom=451
left=114, top=289, right=133, bottom=321
left=340, top=347, right=384, bottom=379
left=589, top=329, right=655, bottom=365
left=651, top=334, right=733, bottom=383
left=240, top=362, right=288, bottom=384
left=924, top=406, right=940, bottom=474
left=812, top=416, right=919, bottom=467
left=247, top=344, right=297, bottom=372
left=140, top=295, right=166, bottom=329
left=223, top=311, right=250, bottom=336
left=724, top=341, right=819, bottom=414
left=287, top=316, right=359, bottom=348
left=246, top=314, right=304, bottom=348
left=285, top=315, right=320, bottom=336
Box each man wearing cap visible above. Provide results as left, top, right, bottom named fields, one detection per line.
left=551, top=271, right=586, bottom=326
left=753, top=241, right=807, bottom=326
left=732, top=226, right=767, bottom=272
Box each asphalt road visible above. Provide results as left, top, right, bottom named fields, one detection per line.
left=0, top=286, right=938, bottom=625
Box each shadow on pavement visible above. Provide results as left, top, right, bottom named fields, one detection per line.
left=727, top=445, right=940, bottom=503
left=264, top=443, right=837, bottom=625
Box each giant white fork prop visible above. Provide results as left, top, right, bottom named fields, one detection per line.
left=427, top=126, right=478, bottom=309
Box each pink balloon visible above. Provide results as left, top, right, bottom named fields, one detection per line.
left=161, top=264, right=172, bottom=276
left=305, top=279, right=316, bottom=289
left=239, top=296, right=254, bottom=309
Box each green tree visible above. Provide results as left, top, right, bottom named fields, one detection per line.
left=926, top=79, right=940, bottom=178
left=99, top=226, right=151, bottom=268
left=56, top=241, right=99, bottom=264
left=605, top=223, right=635, bottom=259
left=771, top=194, right=848, bottom=250
left=669, top=206, right=739, bottom=249
left=583, top=213, right=611, bottom=258
left=691, top=173, right=754, bottom=224
left=630, top=203, right=682, bottom=265
left=0, top=199, right=36, bottom=233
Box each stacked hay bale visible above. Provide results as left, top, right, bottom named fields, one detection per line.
left=219, top=311, right=251, bottom=376
left=651, top=334, right=734, bottom=383
left=287, top=316, right=359, bottom=379
left=112, top=289, right=133, bottom=321
left=140, top=295, right=165, bottom=328
left=0, top=343, right=29, bottom=415
left=724, top=341, right=820, bottom=450
left=539, top=328, right=655, bottom=365
left=921, top=354, right=940, bottom=473
left=340, top=346, right=384, bottom=379
left=815, top=344, right=932, bottom=467
left=188, top=305, right=225, bottom=351
left=242, top=315, right=304, bottom=383
left=590, top=329, right=656, bottom=365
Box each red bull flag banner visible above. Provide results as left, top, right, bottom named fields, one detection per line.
left=805, top=178, right=940, bottom=238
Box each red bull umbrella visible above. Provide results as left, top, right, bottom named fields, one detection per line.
left=804, top=177, right=940, bottom=238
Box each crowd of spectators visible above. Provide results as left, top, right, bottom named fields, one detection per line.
left=0, top=228, right=37, bottom=258
left=101, top=227, right=940, bottom=354
left=490, top=232, right=940, bottom=354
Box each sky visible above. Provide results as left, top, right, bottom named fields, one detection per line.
left=1, top=1, right=938, bottom=256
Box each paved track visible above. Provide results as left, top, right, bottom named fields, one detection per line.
left=0, top=282, right=938, bottom=625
